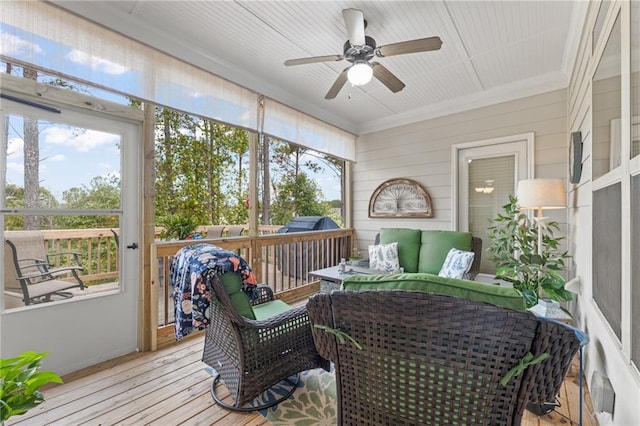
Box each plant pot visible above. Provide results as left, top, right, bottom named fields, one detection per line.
left=528, top=298, right=572, bottom=321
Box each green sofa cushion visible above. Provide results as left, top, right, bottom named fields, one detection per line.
left=219, top=272, right=256, bottom=320
left=418, top=231, right=472, bottom=274
left=342, top=273, right=526, bottom=311
left=379, top=228, right=422, bottom=273
left=253, top=299, right=292, bottom=320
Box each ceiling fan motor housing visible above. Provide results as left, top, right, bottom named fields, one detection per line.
left=343, top=36, right=376, bottom=63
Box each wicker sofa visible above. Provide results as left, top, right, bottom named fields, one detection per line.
left=370, top=227, right=483, bottom=280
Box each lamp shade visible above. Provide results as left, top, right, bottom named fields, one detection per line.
left=516, top=178, right=567, bottom=210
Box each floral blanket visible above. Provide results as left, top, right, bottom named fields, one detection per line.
left=170, top=244, right=257, bottom=340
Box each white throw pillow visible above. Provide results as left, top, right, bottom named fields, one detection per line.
left=438, top=248, right=475, bottom=279
left=368, top=242, right=400, bottom=273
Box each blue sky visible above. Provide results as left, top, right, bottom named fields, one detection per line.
left=5, top=114, right=121, bottom=201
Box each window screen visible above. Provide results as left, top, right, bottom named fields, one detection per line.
left=593, top=182, right=622, bottom=339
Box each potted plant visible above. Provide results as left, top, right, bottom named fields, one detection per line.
left=158, top=214, right=199, bottom=240
left=1, top=351, right=63, bottom=424
left=487, top=195, right=572, bottom=308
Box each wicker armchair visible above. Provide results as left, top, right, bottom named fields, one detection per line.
left=518, top=317, right=584, bottom=417
left=308, top=290, right=582, bottom=426
left=202, top=276, right=330, bottom=411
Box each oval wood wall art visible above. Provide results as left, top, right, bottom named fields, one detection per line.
left=368, top=178, right=433, bottom=218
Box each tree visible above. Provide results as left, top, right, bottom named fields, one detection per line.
left=154, top=108, right=250, bottom=229
left=3, top=184, right=58, bottom=230
left=57, top=176, right=120, bottom=229
left=271, top=173, right=329, bottom=225
left=268, top=139, right=336, bottom=225
left=23, top=68, right=40, bottom=229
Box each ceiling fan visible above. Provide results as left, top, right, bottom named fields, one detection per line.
left=284, top=8, right=442, bottom=100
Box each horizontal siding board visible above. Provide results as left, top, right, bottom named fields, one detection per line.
left=353, top=88, right=568, bottom=249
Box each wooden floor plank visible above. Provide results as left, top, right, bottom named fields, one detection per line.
left=6, top=331, right=597, bottom=426
left=109, top=369, right=211, bottom=425
left=43, top=358, right=209, bottom=424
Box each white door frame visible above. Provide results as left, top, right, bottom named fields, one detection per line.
left=452, top=132, right=535, bottom=230
left=452, top=133, right=534, bottom=281
left=0, top=81, right=143, bottom=375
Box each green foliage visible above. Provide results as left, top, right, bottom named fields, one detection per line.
left=158, top=214, right=199, bottom=240
left=153, top=108, right=249, bottom=226
left=4, top=185, right=60, bottom=230
left=324, top=203, right=344, bottom=227
left=0, top=351, right=62, bottom=422
left=268, top=139, right=335, bottom=225
left=5, top=98, right=343, bottom=234
left=487, top=195, right=572, bottom=308
left=271, top=174, right=330, bottom=225
left=56, top=176, right=120, bottom=229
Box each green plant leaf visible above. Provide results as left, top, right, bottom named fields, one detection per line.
left=25, top=372, right=63, bottom=394
left=521, top=289, right=539, bottom=308
left=0, top=351, right=60, bottom=422
left=487, top=195, right=572, bottom=308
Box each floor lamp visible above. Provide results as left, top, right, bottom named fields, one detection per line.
left=518, top=180, right=582, bottom=425
left=516, top=178, right=567, bottom=255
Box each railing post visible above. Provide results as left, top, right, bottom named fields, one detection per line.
left=251, top=237, right=262, bottom=283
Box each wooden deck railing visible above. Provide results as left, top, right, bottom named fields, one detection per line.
left=37, top=225, right=284, bottom=285
left=41, top=228, right=120, bottom=284
left=19, top=226, right=353, bottom=347
left=151, top=228, right=354, bottom=330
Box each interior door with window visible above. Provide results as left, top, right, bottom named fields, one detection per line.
left=456, top=135, right=532, bottom=278
left=0, top=95, right=141, bottom=375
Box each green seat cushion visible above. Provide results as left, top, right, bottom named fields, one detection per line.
left=379, top=228, right=422, bottom=273
left=342, top=273, right=526, bottom=311
left=418, top=231, right=472, bottom=274
left=218, top=272, right=256, bottom=320
left=252, top=299, right=292, bottom=320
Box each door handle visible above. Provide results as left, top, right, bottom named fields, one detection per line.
left=126, top=243, right=139, bottom=250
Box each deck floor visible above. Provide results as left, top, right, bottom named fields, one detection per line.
left=7, top=332, right=597, bottom=426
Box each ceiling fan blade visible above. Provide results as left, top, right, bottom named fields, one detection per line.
left=342, top=8, right=365, bottom=46
left=284, top=55, right=344, bottom=66
left=325, top=68, right=349, bottom=100
left=377, top=36, right=443, bottom=57
left=371, top=62, right=405, bottom=93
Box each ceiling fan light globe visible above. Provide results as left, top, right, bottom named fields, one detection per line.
left=347, top=62, right=373, bottom=86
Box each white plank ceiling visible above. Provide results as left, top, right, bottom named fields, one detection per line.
left=52, top=1, right=587, bottom=135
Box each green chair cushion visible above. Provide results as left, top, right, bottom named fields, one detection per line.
left=418, top=231, right=472, bottom=274
left=252, top=299, right=292, bottom=320
left=379, top=228, right=422, bottom=273
left=342, top=273, right=526, bottom=311
left=219, top=272, right=256, bottom=320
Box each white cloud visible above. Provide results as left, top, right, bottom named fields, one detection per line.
left=66, top=49, right=128, bottom=75
left=47, top=154, right=66, bottom=162
left=7, top=137, right=24, bottom=158
left=0, top=31, right=43, bottom=56
left=42, top=126, right=119, bottom=152
left=6, top=162, right=24, bottom=174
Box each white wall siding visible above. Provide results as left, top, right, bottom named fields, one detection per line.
left=352, top=88, right=567, bottom=249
